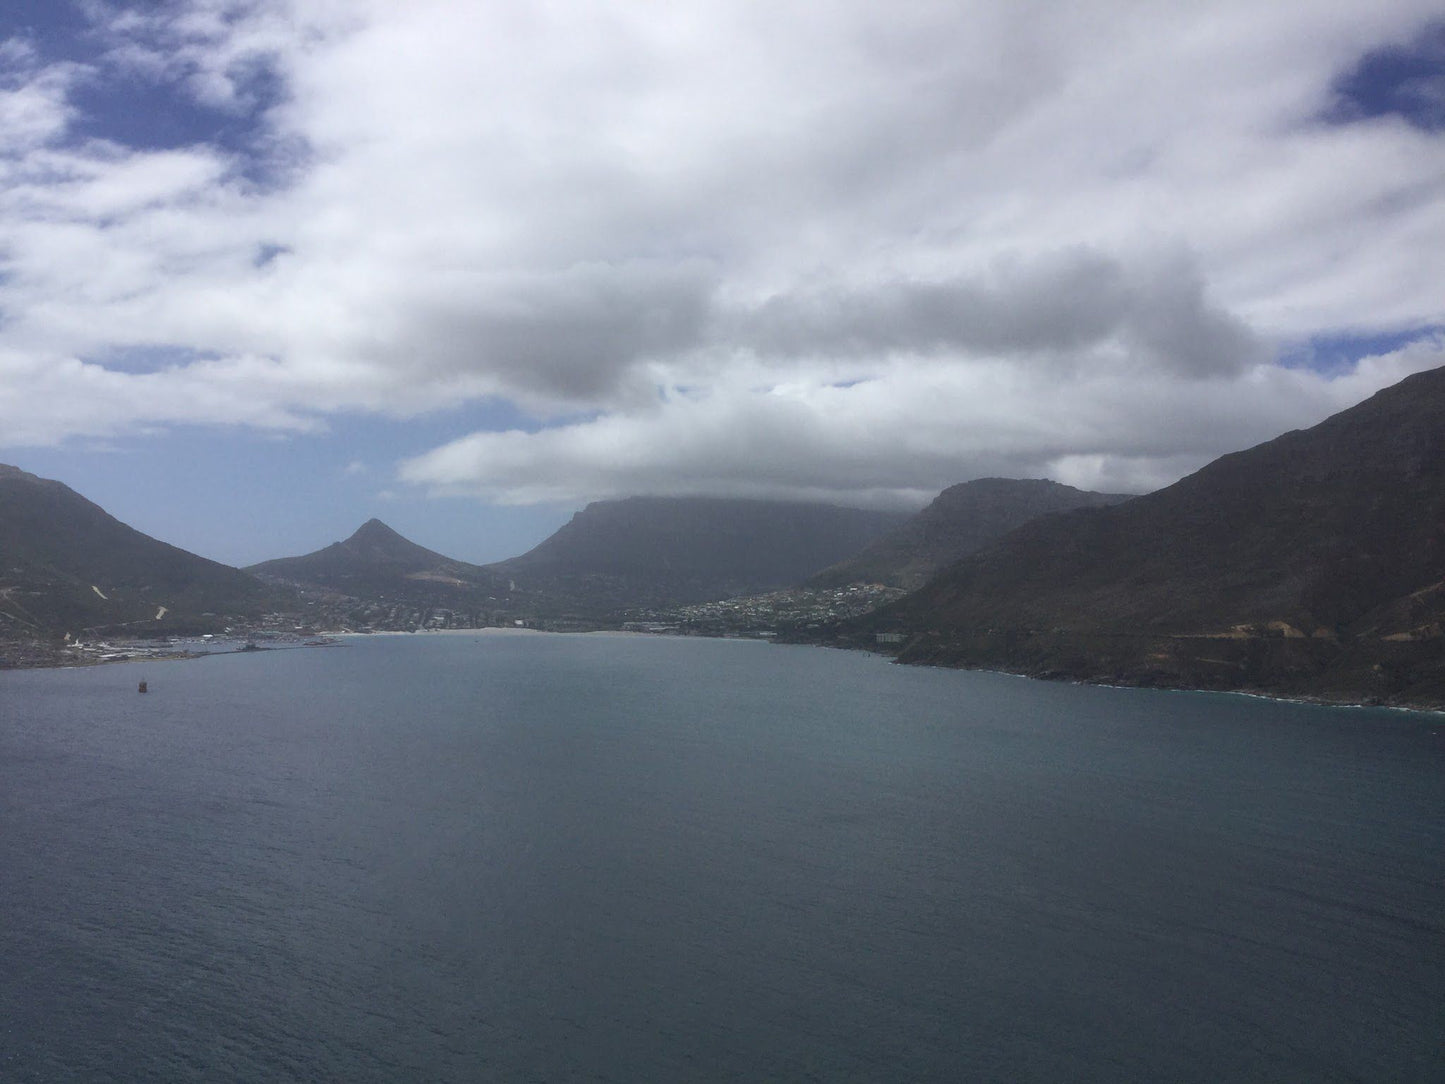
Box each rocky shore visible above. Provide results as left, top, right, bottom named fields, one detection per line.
left=788, top=623, right=1445, bottom=714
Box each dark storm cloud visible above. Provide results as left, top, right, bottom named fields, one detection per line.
left=731, top=251, right=1261, bottom=377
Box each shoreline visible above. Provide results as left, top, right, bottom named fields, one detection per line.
left=0, top=633, right=343, bottom=672
left=889, top=654, right=1445, bottom=718
left=6, top=626, right=1442, bottom=718
left=780, top=632, right=1445, bottom=717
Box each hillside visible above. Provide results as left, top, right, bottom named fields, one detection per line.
left=856, top=366, right=1445, bottom=707
left=809, top=478, right=1132, bottom=590
left=247, top=518, right=521, bottom=623
left=0, top=464, right=277, bottom=636
left=250, top=519, right=503, bottom=595
left=488, top=496, right=908, bottom=612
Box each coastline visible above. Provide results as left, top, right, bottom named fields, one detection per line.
left=0, top=633, right=342, bottom=672
left=297, top=622, right=1445, bottom=717
left=783, top=628, right=1445, bottom=717
left=7, top=625, right=1442, bottom=718
left=886, top=653, right=1445, bottom=717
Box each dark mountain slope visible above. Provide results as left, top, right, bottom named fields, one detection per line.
left=249, top=519, right=507, bottom=600
left=863, top=367, right=1445, bottom=706
left=489, top=496, right=908, bottom=612
left=809, top=478, right=1132, bottom=590
left=0, top=464, right=275, bottom=635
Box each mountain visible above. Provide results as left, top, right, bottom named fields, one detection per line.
left=809, top=478, right=1132, bottom=590
left=487, top=496, right=908, bottom=612
left=0, top=464, right=276, bottom=636
left=249, top=518, right=508, bottom=600
left=858, top=366, right=1445, bottom=707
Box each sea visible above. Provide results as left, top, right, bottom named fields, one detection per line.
left=2, top=630, right=1441, bottom=1082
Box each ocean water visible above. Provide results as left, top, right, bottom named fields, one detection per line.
left=1, top=631, right=1441, bottom=1082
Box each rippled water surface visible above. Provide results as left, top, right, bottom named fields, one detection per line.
left=2, top=632, right=1442, bottom=1081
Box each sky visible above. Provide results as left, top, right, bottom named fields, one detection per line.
left=0, top=1, right=1442, bottom=567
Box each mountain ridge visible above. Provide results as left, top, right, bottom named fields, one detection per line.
left=0, top=464, right=277, bottom=636
left=850, top=365, right=1445, bottom=707
left=244, top=498, right=911, bottom=623
left=488, top=496, right=909, bottom=612
left=246, top=517, right=513, bottom=619
left=809, top=477, right=1133, bottom=590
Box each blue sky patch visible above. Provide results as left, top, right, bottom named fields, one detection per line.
left=1, top=0, right=92, bottom=60
left=1279, top=326, right=1441, bottom=375
left=4, top=1, right=290, bottom=183
left=1327, top=21, right=1445, bottom=131
left=88, top=344, right=218, bottom=375
left=9, top=409, right=576, bottom=568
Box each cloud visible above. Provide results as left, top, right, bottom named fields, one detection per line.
left=0, top=42, right=80, bottom=150
left=399, top=337, right=1445, bottom=506
left=726, top=248, right=1263, bottom=378
left=356, top=259, right=719, bottom=406
left=0, top=1, right=1442, bottom=509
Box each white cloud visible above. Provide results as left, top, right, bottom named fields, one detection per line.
left=0, top=1, right=1442, bottom=508
left=399, top=338, right=1445, bottom=505
left=0, top=44, right=80, bottom=151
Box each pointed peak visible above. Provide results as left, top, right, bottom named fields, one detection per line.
left=340, top=518, right=442, bottom=563
left=350, top=518, right=402, bottom=540
left=342, top=518, right=427, bottom=557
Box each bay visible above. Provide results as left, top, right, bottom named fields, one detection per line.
left=2, top=631, right=1442, bottom=1081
